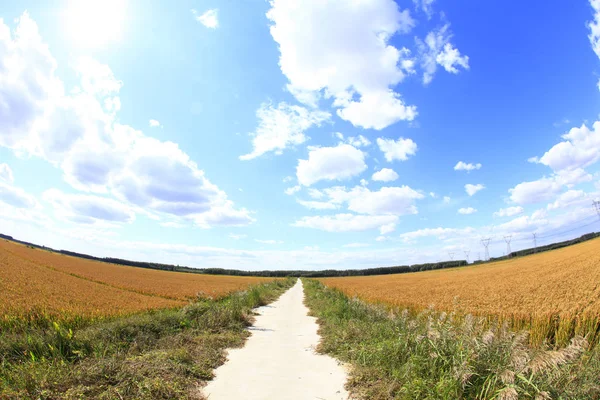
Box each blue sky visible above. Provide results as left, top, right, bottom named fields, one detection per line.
left=1, top=0, right=600, bottom=270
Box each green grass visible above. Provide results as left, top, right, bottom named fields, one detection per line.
left=0, top=278, right=295, bottom=399
left=303, top=279, right=600, bottom=400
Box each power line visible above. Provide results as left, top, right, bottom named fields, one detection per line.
left=481, top=238, right=491, bottom=261
left=448, top=252, right=455, bottom=261
left=594, top=200, right=600, bottom=220
left=464, top=250, right=470, bottom=263
left=533, top=232, right=537, bottom=253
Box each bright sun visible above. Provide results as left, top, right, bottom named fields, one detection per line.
left=64, top=0, right=126, bottom=48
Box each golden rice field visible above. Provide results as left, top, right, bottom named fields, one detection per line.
left=0, top=239, right=274, bottom=319
left=320, top=237, right=600, bottom=346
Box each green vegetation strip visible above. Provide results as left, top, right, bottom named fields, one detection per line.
left=302, top=279, right=600, bottom=400
left=0, top=278, right=294, bottom=400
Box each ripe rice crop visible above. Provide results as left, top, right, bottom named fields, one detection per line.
left=320, top=237, right=600, bottom=346
left=0, top=239, right=274, bottom=320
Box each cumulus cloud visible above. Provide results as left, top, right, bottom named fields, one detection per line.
left=509, top=178, right=562, bottom=205
left=240, top=102, right=330, bottom=160
left=192, top=9, right=219, bottom=28
left=43, top=189, right=134, bottom=224
left=316, top=185, right=424, bottom=216
left=372, top=168, right=399, bottom=182
left=293, top=184, right=423, bottom=233
left=529, top=122, right=600, bottom=172
left=454, top=161, right=481, bottom=172
left=0, top=182, right=37, bottom=209
left=307, top=188, right=324, bottom=199
left=284, top=185, right=301, bottom=195
left=342, top=242, right=370, bottom=248
left=400, top=226, right=475, bottom=242
left=229, top=233, right=247, bottom=240
left=377, top=137, right=417, bottom=162
left=344, top=135, right=371, bottom=148
left=458, top=207, right=477, bottom=215
left=149, top=119, right=161, bottom=128
left=255, top=239, right=283, bottom=245
left=508, top=169, right=592, bottom=205
left=296, top=199, right=338, bottom=210
left=465, top=183, right=485, bottom=196
left=297, top=144, right=366, bottom=186
left=443, top=196, right=451, bottom=203
left=0, top=163, right=13, bottom=182
left=547, top=190, right=587, bottom=210
left=266, top=0, right=417, bottom=130
left=293, top=213, right=398, bottom=232
left=416, top=24, right=469, bottom=84
left=379, top=222, right=396, bottom=234
left=493, top=206, right=524, bottom=218
left=0, top=13, right=252, bottom=228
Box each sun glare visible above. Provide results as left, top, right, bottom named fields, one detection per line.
left=63, top=0, right=126, bottom=48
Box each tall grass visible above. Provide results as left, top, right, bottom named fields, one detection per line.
left=0, top=278, right=295, bottom=399
left=303, top=279, right=600, bottom=399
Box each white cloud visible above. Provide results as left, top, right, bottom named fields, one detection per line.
left=297, top=199, right=338, bottom=210
left=293, top=213, right=398, bottom=232
left=372, top=168, right=399, bottom=182
left=307, top=188, right=324, bottom=199
left=379, top=222, right=396, bottom=234
left=493, top=206, right=524, bottom=218
left=0, top=14, right=253, bottom=229
left=375, top=235, right=387, bottom=242
left=266, top=0, right=417, bottom=130
left=342, top=242, right=370, bottom=248
left=530, top=122, right=600, bottom=172
left=283, top=176, right=294, bottom=183
left=149, top=119, right=161, bottom=128
left=43, top=188, right=134, bottom=224
left=0, top=163, right=14, bottom=183
left=400, top=226, right=475, bottom=242
left=509, top=177, right=561, bottom=205
left=297, top=144, right=366, bottom=186
left=416, top=24, right=469, bottom=84
left=377, top=137, right=417, bottom=162
left=508, top=170, right=591, bottom=205
left=436, top=43, right=470, bottom=74
left=443, top=196, right=451, bottom=203
left=255, top=239, right=283, bottom=245
left=589, top=0, right=600, bottom=61
left=465, top=183, right=485, bottom=196
left=458, top=207, right=477, bottom=215
left=547, top=190, right=587, bottom=210
left=229, top=233, right=247, bottom=240
left=192, top=9, right=219, bottom=29
left=413, top=0, right=435, bottom=19
left=285, top=185, right=301, bottom=195
left=294, top=185, right=424, bottom=218
left=429, top=192, right=437, bottom=198
left=360, top=178, right=369, bottom=186
left=240, top=102, right=330, bottom=160
left=454, top=161, right=481, bottom=172
left=0, top=181, right=37, bottom=209
left=345, top=135, right=371, bottom=148
left=321, top=185, right=424, bottom=216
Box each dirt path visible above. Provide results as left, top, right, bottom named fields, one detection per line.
left=202, top=279, right=349, bottom=400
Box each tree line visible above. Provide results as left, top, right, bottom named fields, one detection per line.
left=1, top=231, right=598, bottom=278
